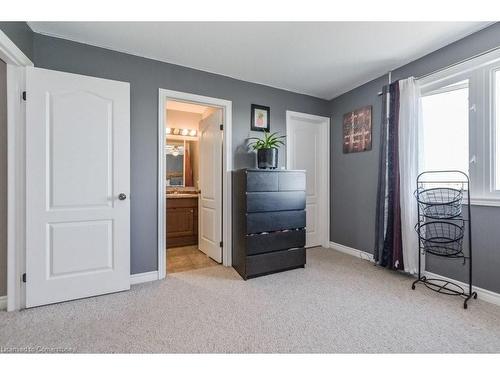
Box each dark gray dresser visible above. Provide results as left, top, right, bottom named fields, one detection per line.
left=232, top=169, right=306, bottom=279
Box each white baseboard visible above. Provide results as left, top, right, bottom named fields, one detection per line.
left=329, top=241, right=500, bottom=307
left=423, top=271, right=500, bottom=307
left=0, top=295, right=7, bottom=311
left=130, top=271, right=159, bottom=285
left=329, top=241, right=374, bottom=262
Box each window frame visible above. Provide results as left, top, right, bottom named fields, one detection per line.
left=489, top=67, right=500, bottom=194
left=418, top=49, right=500, bottom=207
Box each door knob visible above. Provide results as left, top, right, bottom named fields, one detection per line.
left=118, top=193, right=127, bottom=201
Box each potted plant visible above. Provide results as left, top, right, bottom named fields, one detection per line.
left=248, top=131, right=286, bottom=169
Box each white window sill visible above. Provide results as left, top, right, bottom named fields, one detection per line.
left=468, top=198, right=500, bottom=207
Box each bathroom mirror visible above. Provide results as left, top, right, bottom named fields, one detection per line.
left=166, top=140, right=184, bottom=186
left=166, top=139, right=197, bottom=188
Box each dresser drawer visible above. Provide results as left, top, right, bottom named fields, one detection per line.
left=246, top=247, right=306, bottom=278
left=278, top=172, right=306, bottom=191
left=246, top=210, right=306, bottom=234
left=246, top=229, right=306, bottom=255
left=246, top=171, right=279, bottom=192
left=246, top=191, right=306, bottom=213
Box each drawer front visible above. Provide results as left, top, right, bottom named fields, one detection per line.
left=246, top=247, right=306, bottom=277
left=246, top=229, right=306, bottom=255
left=279, top=172, right=306, bottom=191
left=246, top=210, right=306, bottom=234
left=246, top=171, right=278, bottom=192
left=246, top=191, right=306, bottom=213
left=167, top=197, right=198, bottom=208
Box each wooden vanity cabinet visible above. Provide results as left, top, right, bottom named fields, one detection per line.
left=166, top=197, right=198, bottom=248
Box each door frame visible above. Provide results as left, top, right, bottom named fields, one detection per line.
left=286, top=110, right=331, bottom=248
left=1, top=30, right=33, bottom=311
left=158, top=89, right=232, bottom=279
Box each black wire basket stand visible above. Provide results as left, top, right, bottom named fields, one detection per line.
left=412, top=170, right=477, bottom=309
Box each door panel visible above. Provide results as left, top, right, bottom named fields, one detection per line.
left=167, top=207, right=195, bottom=237
left=287, top=112, right=329, bottom=248
left=198, top=109, right=222, bottom=262
left=50, top=91, right=113, bottom=209
left=49, top=220, right=113, bottom=277
left=26, top=67, right=130, bottom=307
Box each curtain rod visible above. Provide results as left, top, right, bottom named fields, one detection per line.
left=377, top=44, right=500, bottom=96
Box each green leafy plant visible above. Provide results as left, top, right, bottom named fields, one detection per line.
left=248, top=131, right=286, bottom=150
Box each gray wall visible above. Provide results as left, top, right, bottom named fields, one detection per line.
left=0, top=22, right=34, bottom=62
left=32, top=33, right=330, bottom=274
left=329, top=22, right=500, bottom=293
left=0, top=59, right=7, bottom=296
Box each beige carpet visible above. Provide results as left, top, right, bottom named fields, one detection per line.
left=1, top=247, right=500, bottom=353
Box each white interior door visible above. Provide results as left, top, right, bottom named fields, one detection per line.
left=287, top=111, right=330, bottom=248
left=198, top=109, right=222, bottom=263
left=26, top=67, right=130, bottom=307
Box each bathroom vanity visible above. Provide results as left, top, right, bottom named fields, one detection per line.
left=166, top=193, right=199, bottom=248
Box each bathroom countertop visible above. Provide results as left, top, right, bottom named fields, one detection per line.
left=166, top=193, right=199, bottom=199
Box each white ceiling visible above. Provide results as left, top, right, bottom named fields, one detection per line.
left=29, top=22, right=491, bottom=100
left=166, top=100, right=208, bottom=114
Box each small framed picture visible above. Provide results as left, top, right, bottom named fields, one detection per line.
left=251, top=104, right=270, bottom=132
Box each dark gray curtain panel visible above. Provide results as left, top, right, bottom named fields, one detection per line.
left=374, top=82, right=404, bottom=270
left=374, top=85, right=388, bottom=263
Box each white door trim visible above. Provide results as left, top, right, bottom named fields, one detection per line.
left=130, top=271, right=159, bottom=285
left=158, top=89, right=232, bottom=279
left=286, top=110, right=331, bottom=248
left=1, top=30, right=33, bottom=311
left=0, top=30, right=33, bottom=67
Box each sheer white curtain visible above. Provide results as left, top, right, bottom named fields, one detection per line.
left=398, top=77, right=421, bottom=275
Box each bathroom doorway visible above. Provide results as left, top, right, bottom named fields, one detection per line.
left=158, top=90, right=232, bottom=277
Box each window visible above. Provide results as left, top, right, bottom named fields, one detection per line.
left=421, top=80, right=469, bottom=175
left=419, top=50, right=500, bottom=205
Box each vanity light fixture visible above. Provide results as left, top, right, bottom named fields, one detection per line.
left=165, top=127, right=198, bottom=137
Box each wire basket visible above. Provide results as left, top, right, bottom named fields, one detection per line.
left=416, top=220, right=464, bottom=257
left=416, top=187, right=463, bottom=219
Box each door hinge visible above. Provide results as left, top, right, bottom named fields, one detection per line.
left=22, top=273, right=26, bottom=283
left=220, top=124, right=223, bottom=131
left=219, top=241, right=223, bottom=248
left=22, top=91, right=27, bottom=101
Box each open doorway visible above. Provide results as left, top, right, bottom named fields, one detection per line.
left=164, top=101, right=221, bottom=274
left=158, top=89, right=232, bottom=279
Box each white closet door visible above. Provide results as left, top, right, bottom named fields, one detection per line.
left=26, top=67, right=130, bottom=307
left=287, top=111, right=330, bottom=248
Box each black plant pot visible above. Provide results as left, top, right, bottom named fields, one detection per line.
left=257, top=148, right=278, bottom=169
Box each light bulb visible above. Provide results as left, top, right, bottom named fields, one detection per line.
left=189, top=129, right=197, bottom=136
left=181, top=129, right=189, bottom=136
